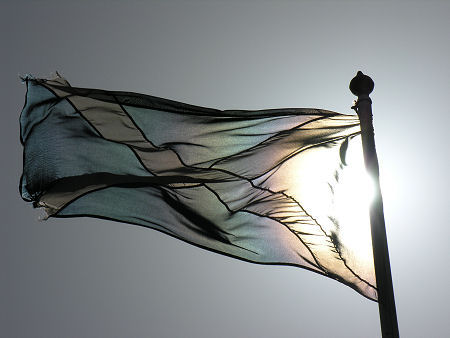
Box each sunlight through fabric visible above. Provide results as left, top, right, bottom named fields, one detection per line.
left=19, top=75, right=377, bottom=301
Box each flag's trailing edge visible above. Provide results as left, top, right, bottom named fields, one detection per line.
left=20, top=74, right=377, bottom=301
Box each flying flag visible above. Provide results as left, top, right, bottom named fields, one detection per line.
left=20, top=74, right=377, bottom=301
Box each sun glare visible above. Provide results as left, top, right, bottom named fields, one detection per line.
left=333, top=143, right=375, bottom=222
left=330, top=138, right=375, bottom=262
left=280, top=135, right=375, bottom=271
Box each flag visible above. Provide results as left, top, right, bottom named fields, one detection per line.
left=20, top=75, right=377, bottom=300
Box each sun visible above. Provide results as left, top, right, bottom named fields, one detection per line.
left=331, top=139, right=375, bottom=260
left=274, top=134, right=376, bottom=279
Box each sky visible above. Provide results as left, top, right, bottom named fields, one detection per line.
left=2, top=1, right=449, bottom=337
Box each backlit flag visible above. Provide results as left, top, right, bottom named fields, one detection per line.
left=20, top=75, right=377, bottom=300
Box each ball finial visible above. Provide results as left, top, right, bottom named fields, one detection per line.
left=349, top=71, right=374, bottom=96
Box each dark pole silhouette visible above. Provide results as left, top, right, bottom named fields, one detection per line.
left=350, top=71, right=399, bottom=338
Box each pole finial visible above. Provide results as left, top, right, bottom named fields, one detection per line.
left=349, top=71, right=374, bottom=97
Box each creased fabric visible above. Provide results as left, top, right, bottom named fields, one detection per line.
left=20, top=75, right=377, bottom=300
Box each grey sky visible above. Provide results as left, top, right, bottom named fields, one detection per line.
left=2, top=1, right=449, bottom=337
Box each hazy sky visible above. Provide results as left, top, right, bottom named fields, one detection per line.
left=2, top=1, right=449, bottom=337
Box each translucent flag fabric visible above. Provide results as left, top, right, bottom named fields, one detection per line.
left=20, top=75, right=377, bottom=300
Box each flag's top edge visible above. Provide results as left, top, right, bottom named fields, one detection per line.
left=22, top=74, right=359, bottom=119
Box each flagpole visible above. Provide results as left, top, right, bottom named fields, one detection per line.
left=349, top=71, right=399, bottom=338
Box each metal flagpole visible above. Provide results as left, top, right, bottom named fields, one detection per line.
left=349, top=71, right=399, bottom=338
